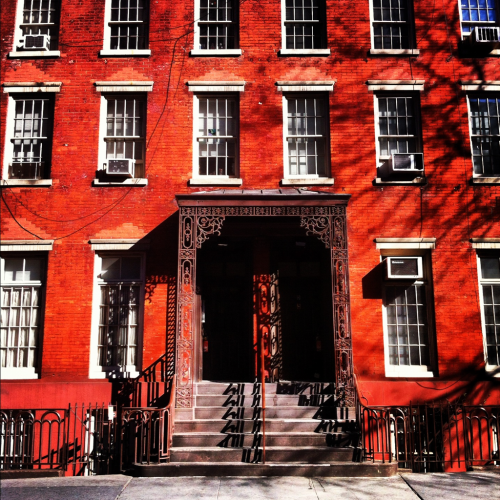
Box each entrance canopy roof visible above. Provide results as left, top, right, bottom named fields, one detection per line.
left=176, top=189, right=351, bottom=208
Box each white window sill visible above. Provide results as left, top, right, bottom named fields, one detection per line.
left=93, top=178, right=148, bottom=187
left=369, top=49, right=420, bottom=56
left=374, top=177, right=427, bottom=185
left=471, top=177, right=500, bottom=184
left=278, top=48, right=331, bottom=56
left=385, top=365, right=435, bottom=378
left=1, top=368, right=39, bottom=380
left=485, top=364, right=500, bottom=377
left=491, top=49, right=500, bottom=56
left=190, top=49, right=242, bottom=56
left=1, top=179, right=53, bottom=187
left=9, top=50, right=61, bottom=58
left=99, top=49, right=151, bottom=57
left=89, top=368, right=140, bottom=379
left=281, top=177, right=334, bottom=186
left=189, top=177, right=243, bottom=186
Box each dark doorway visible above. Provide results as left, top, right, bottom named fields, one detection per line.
left=196, top=218, right=335, bottom=383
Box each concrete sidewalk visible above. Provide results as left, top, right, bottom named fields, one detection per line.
left=1, top=472, right=499, bottom=500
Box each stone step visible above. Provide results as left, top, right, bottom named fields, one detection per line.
left=195, top=382, right=336, bottom=397
left=174, top=418, right=357, bottom=434
left=172, top=431, right=356, bottom=448
left=170, top=446, right=355, bottom=463
left=194, top=394, right=339, bottom=407
left=131, top=462, right=398, bottom=477
left=193, top=406, right=355, bottom=420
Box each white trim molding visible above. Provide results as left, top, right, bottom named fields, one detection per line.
left=471, top=238, right=500, bottom=249
left=9, top=51, right=61, bottom=58
left=93, top=179, right=148, bottom=187
left=369, top=49, right=420, bottom=56
left=461, top=81, right=500, bottom=92
left=94, top=81, right=154, bottom=93
left=375, top=238, right=436, bottom=250
left=189, top=178, right=243, bottom=186
left=190, top=49, right=242, bottom=56
left=99, top=49, right=151, bottom=57
left=281, top=178, right=334, bottom=186
left=2, top=82, right=62, bottom=93
left=367, top=80, right=425, bottom=92
left=187, top=81, right=246, bottom=92
left=89, top=239, right=150, bottom=251
left=1, top=179, right=53, bottom=187
left=1, top=240, right=54, bottom=252
left=471, top=177, right=500, bottom=184
left=276, top=81, right=335, bottom=92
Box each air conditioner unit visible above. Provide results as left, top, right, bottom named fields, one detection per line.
left=466, top=26, right=500, bottom=49
left=390, top=153, right=424, bottom=172
left=20, top=34, right=50, bottom=51
left=385, top=257, right=423, bottom=280
left=106, top=159, right=135, bottom=177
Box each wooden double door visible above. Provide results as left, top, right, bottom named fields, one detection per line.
left=196, top=218, right=335, bottom=383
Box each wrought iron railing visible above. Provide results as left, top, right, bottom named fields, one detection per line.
left=354, top=377, right=500, bottom=472
left=120, top=375, right=176, bottom=468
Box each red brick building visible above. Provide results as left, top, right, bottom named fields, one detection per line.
left=1, top=0, right=499, bottom=472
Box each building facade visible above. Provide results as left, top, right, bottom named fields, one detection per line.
left=1, top=0, right=499, bottom=433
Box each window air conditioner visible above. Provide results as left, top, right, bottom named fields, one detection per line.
left=385, top=257, right=423, bottom=280
left=390, top=153, right=424, bottom=172
left=466, top=26, right=500, bottom=48
left=106, top=159, right=135, bottom=177
left=20, top=34, right=50, bottom=51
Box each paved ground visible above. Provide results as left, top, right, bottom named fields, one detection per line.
left=1, top=472, right=499, bottom=500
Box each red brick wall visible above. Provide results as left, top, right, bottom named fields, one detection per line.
left=1, top=0, right=499, bottom=406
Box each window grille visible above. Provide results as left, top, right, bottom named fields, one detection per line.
left=198, top=0, right=237, bottom=50
left=109, top=0, right=148, bottom=50
left=377, top=96, right=418, bottom=158
left=105, top=96, right=145, bottom=178
left=97, top=256, right=142, bottom=372
left=460, top=0, right=498, bottom=36
left=286, top=96, right=327, bottom=176
left=19, top=0, right=60, bottom=50
left=469, top=96, right=500, bottom=177
left=372, top=0, right=411, bottom=49
left=385, top=284, right=430, bottom=366
left=284, top=0, right=324, bottom=49
left=9, top=97, right=53, bottom=180
left=1, top=258, right=43, bottom=372
left=197, top=97, right=237, bottom=176
left=479, top=255, right=500, bottom=366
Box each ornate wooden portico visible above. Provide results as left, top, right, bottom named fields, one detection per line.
left=175, top=189, right=354, bottom=408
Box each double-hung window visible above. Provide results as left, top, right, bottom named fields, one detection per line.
left=371, top=0, right=416, bottom=51
left=102, top=0, right=150, bottom=55
left=459, top=0, right=499, bottom=37
left=478, top=253, right=500, bottom=369
left=195, top=96, right=238, bottom=178
left=382, top=253, right=435, bottom=377
left=3, top=94, right=55, bottom=181
left=11, top=0, right=61, bottom=56
left=193, top=0, right=240, bottom=55
left=284, top=95, right=328, bottom=178
left=281, top=0, right=328, bottom=54
left=468, top=95, right=500, bottom=177
left=91, top=255, right=144, bottom=378
left=1, top=256, right=45, bottom=379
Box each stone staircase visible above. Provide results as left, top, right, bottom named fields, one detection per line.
left=133, top=381, right=398, bottom=477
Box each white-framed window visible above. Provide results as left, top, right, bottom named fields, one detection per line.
left=192, top=0, right=240, bottom=55
left=370, top=0, right=416, bottom=51
left=101, top=0, right=150, bottom=56
left=90, top=254, right=144, bottom=378
left=1, top=256, right=46, bottom=380
left=10, top=0, right=61, bottom=57
left=459, top=0, right=499, bottom=37
left=3, top=94, right=54, bottom=181
left=467, top=95, right=500, bottom=177
left=97, top=93, right=146, bottom=183
left=382, top=253, right=436, bottom=377
left=280, top=0, right=329, bottom=54
left=283, top=94, right=329, bottom=178
left=478, top=252, right=500, bottom=369
left=193, top=95, right=239, bottom=178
